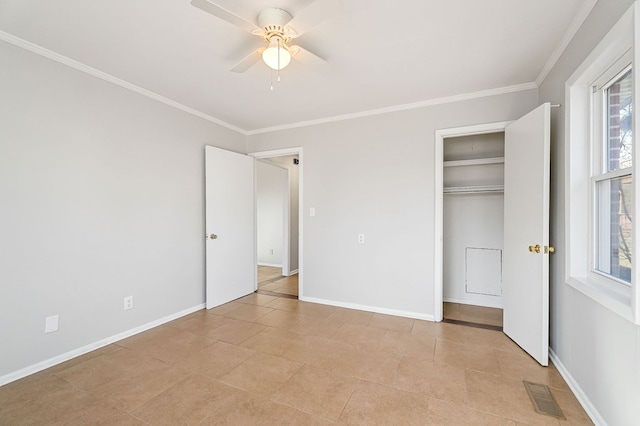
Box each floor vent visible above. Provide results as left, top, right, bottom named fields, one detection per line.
left=523, top=381, right=566, bottom=419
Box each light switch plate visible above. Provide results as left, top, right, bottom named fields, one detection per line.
left=45, top=315, right=59, bottom=333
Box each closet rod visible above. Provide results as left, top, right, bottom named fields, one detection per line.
left=443, top=185, right=504, bottom=195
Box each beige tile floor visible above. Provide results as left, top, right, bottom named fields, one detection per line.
left=0, top=295, right=591, bottom=425
left=258, top=266, right=298, bottom=297
left=443, top=302, right=504, bottom=328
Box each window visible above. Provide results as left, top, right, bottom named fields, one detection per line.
left=592, top=65, right=633, bottom=285
left=566, top=4, right=639, bottom=324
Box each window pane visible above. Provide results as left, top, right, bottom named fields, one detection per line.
left=596, top=175, right=632, bottom=283
left=606, top=69, right=633, bottom=171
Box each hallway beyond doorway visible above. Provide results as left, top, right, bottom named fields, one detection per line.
left=258, top=266, right=298, bottom=299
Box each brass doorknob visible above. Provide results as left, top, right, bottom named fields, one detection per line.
left=528, top=244, right=541, bottom=253
left=545, top=245, right=555, bottom=254
left=209, top=234, right=218, bottom=240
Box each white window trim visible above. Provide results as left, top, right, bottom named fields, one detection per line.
left=589, top=55, right=633, bottom=287
left=565, top=3, right=639, bottom=324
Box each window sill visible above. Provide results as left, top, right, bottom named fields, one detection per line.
left=566, top=277, right=636, bottom=323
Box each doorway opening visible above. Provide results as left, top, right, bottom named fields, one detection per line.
left=250, top=148, right=303, bottom=299
left=442, top=132, right=505, bottom=329
left=434, top=122, right=510, bottom=327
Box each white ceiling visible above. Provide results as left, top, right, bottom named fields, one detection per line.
left=0, top=0, right=592, bottom=133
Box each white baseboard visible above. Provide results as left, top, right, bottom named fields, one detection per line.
left=257, top=262, right=282, bottom=268
left=0, top=303, right=205, bottom=387
left=443, top=297, right=504, bottom=309
left=549, top=348, right=605, bottom=426
left=300, top=296, right=435, bottom=322
left=285, top=269, right=299, bottom=276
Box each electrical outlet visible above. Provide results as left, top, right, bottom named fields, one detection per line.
left=358, top=234, right=365, bottom=244
left=124, top=295, right=134, bottom=310
left=45, top=315, right=59, bottom=333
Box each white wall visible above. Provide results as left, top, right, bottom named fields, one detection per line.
left=256, top=161, right=286, bottom=267
left=0, top=41, right=245, bottom=380
left=248, top=90, right=539, bottom=318
left=443, top=193, right=504, bottom=307
left=267, top=155, right=300, bottom=273
left=538, top=0, right=640, bottom=424
left=288, top=160, right=300, bottom=272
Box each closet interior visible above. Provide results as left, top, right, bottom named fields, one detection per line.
left=442, top=132, right=505, bottom=327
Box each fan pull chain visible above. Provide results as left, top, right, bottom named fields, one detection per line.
left=277, top=38, right=282, bottom=82
left=269, top=37, right=285, bottom=91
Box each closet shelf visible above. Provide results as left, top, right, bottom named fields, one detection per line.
left=443, top=157, right=504, bottom=168
left=443, top=185, right=504, bottom=194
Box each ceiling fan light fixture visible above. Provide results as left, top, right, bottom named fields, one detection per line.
left=262, top=37, right=291, bottom=70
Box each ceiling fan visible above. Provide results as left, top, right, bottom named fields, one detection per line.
left=191, top=0, right=342, bottom=74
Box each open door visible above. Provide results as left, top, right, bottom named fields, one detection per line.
left=503, top=103, right=551, bottom=366
left=205, top=146, right=256, bottom=309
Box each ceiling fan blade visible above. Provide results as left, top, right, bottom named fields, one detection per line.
left=290, top=45, right=331, bottom=75
left=191, top=0, right=258, bottom=33
left=286, top=0, right=342, bottom=36
left=230, top=49, right=263, bottom=73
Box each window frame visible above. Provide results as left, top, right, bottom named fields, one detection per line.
left=588, top=55, right=633, bottom=288
left=565, top=3, right=639, bottom=324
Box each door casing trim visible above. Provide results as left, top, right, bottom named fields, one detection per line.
left=434, top=122, right=511, bottom=321
left=249, top=147, right=303, bottom=297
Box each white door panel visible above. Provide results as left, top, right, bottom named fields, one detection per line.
left=205, top=146, right=256, bottom=309
left=503, top=103, right=551, bottom=366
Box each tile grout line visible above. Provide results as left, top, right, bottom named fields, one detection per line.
left=336, top=377, right=361, bottom=423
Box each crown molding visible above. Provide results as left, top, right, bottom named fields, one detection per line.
left=0, top=31, right=247, bottom=135
left=3, top=30, right=541, bottom=138
left=535, top=0, right=598, bottom=87
left=246, top=82, right=538, bottom=135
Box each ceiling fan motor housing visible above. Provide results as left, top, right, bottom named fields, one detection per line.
left=257, top=8, right=295, bottom=40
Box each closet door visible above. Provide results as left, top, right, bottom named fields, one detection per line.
left=503, top=103, right=551, bottom=366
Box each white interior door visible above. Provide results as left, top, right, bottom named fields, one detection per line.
left=503, top=103, right=551, bottom=366
left=205, top=146, right=256, bottom=309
